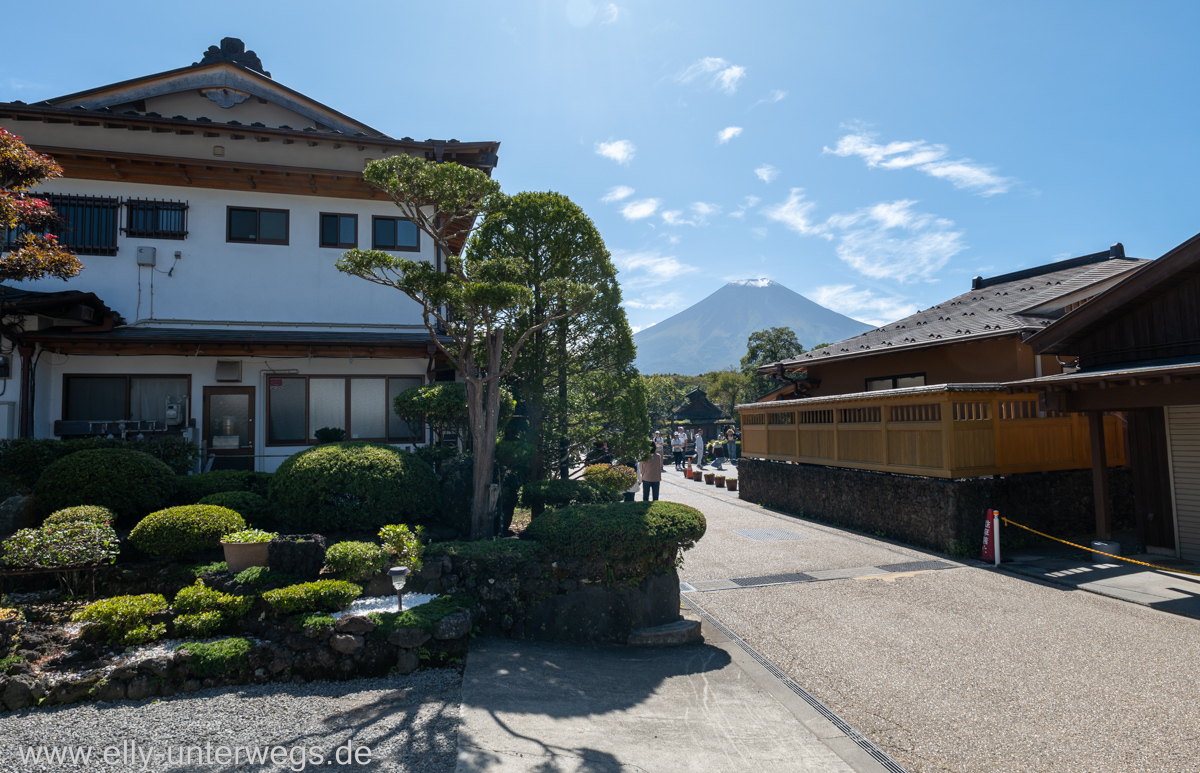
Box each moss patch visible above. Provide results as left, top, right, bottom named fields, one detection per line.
left=176, top=637, right=253, bottom=679
left=367, top=593, right=473, bottom=640
left=426, top=540, right=544, bottom=564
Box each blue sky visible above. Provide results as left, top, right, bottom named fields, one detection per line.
left=5, top=1, right=1200, bottom=331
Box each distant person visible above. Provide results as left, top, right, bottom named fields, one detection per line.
left=670, top=429, right=685, bottom=470
left=639, top=446, right=663, bottom=501
left=694, top=429, right=705, bottom=469
left=712, top=440, right=726, bottom=470
left=652, top=430, right=664, bottom=456
left=726, top=427, right=737, bottom=464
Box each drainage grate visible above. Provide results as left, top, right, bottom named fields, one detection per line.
left=683, top=596, right=909, bottom=773
left=734, top=528, right=806, bottom=541
left=876, top=560, right=953, bottom=573
left=730, top=572, right=815, bottom=587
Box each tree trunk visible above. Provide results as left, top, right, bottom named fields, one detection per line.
left=528, top=398, right=545, bottom=481
left=467, top=330, right=506, bottom=540
left=556, top=319, right=570, bottom=480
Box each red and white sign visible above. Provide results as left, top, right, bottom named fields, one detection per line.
left=269, top=378, right=283, bottom=390
left=981, top=509, right=998, bottom=562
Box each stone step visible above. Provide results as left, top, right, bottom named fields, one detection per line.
left=627, top=618, right=703, bottom=646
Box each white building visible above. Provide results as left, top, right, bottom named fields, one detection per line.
left=0, top=38, right=499, bottom=470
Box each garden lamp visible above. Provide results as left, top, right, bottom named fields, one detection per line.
left=387, top=566, right=409, bottom=610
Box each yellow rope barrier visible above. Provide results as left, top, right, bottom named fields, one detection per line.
left=999, top=517, right=1200, bottom=578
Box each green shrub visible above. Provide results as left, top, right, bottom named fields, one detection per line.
left=313, top=426, right=345, bottom=444
left=268, top=442, right=440, bottom=532
left=2, top=521, right=119, bottom=568
left=520, top=479, right=621, bottom=516
left=34, top=449, right=177, bottom=522
left=232, top=566, right=297, bottom=589
left=73, top=594, right=168, bottom=645
left=367, top=593, right=473, bottom=640
left=261, top=580, right=361, bottom=614
left=196, top=491, right=270, bottom=525
left=129, top=506, right=246, bottom=560
left=185, top=561, right=227, bottom=578
left=379, top=523, right=425, bottom=571
left=176, top=637, right=253, bottom=679
left=173, top=580, right=252, bottom=617
left=582, top=463, right=638, bottom=492
left=172, top=470, right=272, bottom=506
left=222, top=528, right=277, bottom=544
left=174, top=611, right=224, bottom=638
left=0, top=436, right=198, bottom=493
left=325, top=541, right=387, bottom=581
left=294, top=612, right=336, bottom=631
left=42, top=506, right=115, bottom=527
left=426, top=539, right=544, bottom=564
left=0, top=655, right=24, bottom=675
left=523, top=501, right=706, bottom=573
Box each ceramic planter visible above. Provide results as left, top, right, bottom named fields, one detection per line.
left=221, top=541, right=270, bottom=574
left=726, top=478, right=738, bottom=492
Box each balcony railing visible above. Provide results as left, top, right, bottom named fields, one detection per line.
left=737, top=384, right=1125, bottom=479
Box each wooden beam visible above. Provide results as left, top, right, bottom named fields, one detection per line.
left=1088, top=411, right=1112, bottom=540
left=1064, top=380, right=1200, bottom=411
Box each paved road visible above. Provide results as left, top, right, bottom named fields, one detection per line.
left=660, top=466, right=1200, bottom=773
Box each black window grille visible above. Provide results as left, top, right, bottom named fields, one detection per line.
left=41, top=193, right=120, bottom=256
left=124, top=199, right=188, bottom=240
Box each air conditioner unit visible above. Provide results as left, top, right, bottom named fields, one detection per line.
left=215, top=360, right=242, bottom=382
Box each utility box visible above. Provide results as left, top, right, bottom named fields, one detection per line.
left=136, top=246, right=157, bottom=266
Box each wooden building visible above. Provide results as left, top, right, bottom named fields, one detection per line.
left=0, top=38, right=498, bottom=470
left=1015, top=231, right=1200, bottom=559
left=670, top=388, right=732, bottom=444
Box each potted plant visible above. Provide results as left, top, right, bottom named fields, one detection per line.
left=704, top=472, right=715, bottom=485
left=714, top=475, right=726, bottom=488
left=726, top=478, right=738, bottom=492
left=221, top=528, right=278, bottom=573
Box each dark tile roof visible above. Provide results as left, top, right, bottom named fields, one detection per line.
left=769, top=250, right=1147, bottom=371
left=671, top=388, right=731, bottom=422
left=25, top=326, right=438, bottom=346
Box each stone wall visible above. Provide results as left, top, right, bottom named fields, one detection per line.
left=406, top=551, right=680, bottom=644
left=738, top=459, right=1134, bottom=552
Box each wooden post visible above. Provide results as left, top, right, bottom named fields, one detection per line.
left=1088, top=411, right=1112, bottom=540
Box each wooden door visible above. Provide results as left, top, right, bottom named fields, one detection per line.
left=203, top=386, right=255, bottom=471
left=1127, top=408, right=1176, bottom=550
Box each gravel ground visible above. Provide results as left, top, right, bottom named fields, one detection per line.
left=661, top=474, right=1200, bottom=773
left=0, top=668, right=462, bottom=773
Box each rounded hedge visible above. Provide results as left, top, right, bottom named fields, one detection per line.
left=171, top=470, right=272, bottom=505
left=196, top=491, right=270, bottom=526
left=129, top=505, right=246, bottom=560
left=582, top=463, right=638, bottom=492
left=268, top=442, right=440, bottom=532
left=43, top=505, right=115, bottom=527
left=523, top=500, right=707, bottom=574
left=34, top=449, right=177, bottom=522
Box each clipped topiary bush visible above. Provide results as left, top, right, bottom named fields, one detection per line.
left=176, top=637, right=253, bottom=679
left=33, top=449, right=177, bottom=522
left=520, top=478, right=622, bottom=516
left=379, top=523, right=425, bottom=571
left=175, top=611, right=224, bottom=638
left=325, top=541, right=387, bottom=581
left=172, top=470, right=272, bottom=506
left=2, top=521, right=120, bottom=568
left=261, top=580, right=361, bottom=614
left=268, top=442, right=440, bottom=532
left=73, top=594, right=168, bottom=645
left=582, top=463, right=639, bottom=492
left=196, top=491, right=270, bottom=525
left=0, top=436, right=198, bottom=493
left=42, top=505, right=115, bottom=527
left=129, top=506, right=246, bottom=560
left=173, top=579, right=253, bottom=618
left=523, top=500, right=706, bottom=574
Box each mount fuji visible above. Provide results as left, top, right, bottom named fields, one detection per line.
left=632, top=279, right=872, bottom=375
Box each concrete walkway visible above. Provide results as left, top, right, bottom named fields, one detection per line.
left=656, top=466, right=1200, bottom=773
left=455, top=618, right=889, bottom=773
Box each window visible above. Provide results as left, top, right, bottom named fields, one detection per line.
left=124, top=200, right=188, bottom=240
left=865, top=373, right=926, bottom=392
left=63, top=375, right=189, bottom=425
left=5, top=194, right=120, bottom=256
left=267, top=375, right=425, bottom=445
left=320, top=213, right=357, bottom=248
left=227, top=207, right=289, bottom=245
left=372, top=216, right=420, bottom=251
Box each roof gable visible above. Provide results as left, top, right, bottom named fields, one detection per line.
left=767, top=247, right=1147, bottom=372
left=45, top=38, right=386, bottom=138
left=671, top=388, right=731, bottom=422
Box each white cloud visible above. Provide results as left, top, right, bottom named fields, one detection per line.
left=612, top=250, right=695, bottom=289
left=750, top=226, right=768, bottom=239
left=661, top=209, right=687, bottom=226
left=809, top=285, right=919, bottom=326
left=661, top=201, right=720, bottom=227
left=691, top=201, right=720, bottom=217
left=602, top=185, right=635, bottom=203
left=677, top=57, right=746, bottom=95
left=754, top=164, right=779, bottom=183
left=621, top=198, right=660, bottom=220
left=717, top=126, right=743, bottom=144
left=825, top=200, right=965, bottom=282
left=599, top=3, right=620, bottom=23
left=752, top=89, right=787, bottom=108
left=764, top=192, right=966, bottom=283
left=825, top=130, right=1012, bottom=196
left=762, top=188, right=824, bottom=236
left=595, top=139, right=636, bottom=165
left=729, top=195, right=760, bottom=219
